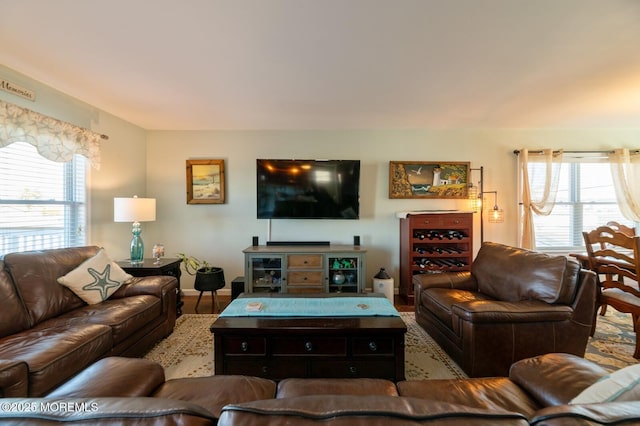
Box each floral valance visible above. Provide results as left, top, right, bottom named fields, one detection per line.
left=0, top=99, right=106, bottom=169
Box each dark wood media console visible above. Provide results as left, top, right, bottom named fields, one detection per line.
left=210, top=294, right=406, bottom=381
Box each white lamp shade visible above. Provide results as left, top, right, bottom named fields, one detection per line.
left=114, top=197, right=156, bottom=222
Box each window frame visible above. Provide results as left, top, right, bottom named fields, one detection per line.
left=0, top=142, right=89, bottom=255
left=520, top=153, right=638, bottom=254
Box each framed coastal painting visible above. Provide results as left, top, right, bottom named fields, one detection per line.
left=186, top=159, right=225, bottom=204
left=389, top=161, right=469, bottom=199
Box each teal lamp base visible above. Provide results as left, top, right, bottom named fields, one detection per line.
left=130, top=222, right=144, bottom=265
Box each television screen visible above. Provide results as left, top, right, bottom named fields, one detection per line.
left=257, top=159, right=360, bottom=219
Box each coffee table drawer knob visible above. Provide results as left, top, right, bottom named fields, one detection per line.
left=262, top=366, right=268, bottom=374
left=241, top=341, right=249, bottom=352
left=368, top=342, right=378, bottom=352
left=349, top=366, right=358, bottom=374
left=305, top=341, right=313, bottom=352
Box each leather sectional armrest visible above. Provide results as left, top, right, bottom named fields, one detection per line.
left=0, top=398, right=217, bottom=425
left=0, top=359, right=29, bottom=397
left=47, top=357, right=165, bottom=398
left=509, top=353, right=607, bottom=407
left=413, top=271, right=476, bottom=291
left=451, top=301, right=573, bottom=323
left=112, top=275, right=177, bottom=299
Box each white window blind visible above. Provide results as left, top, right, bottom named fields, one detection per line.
left=0, top=142, right=87, bottom=255
left=528, top=153, right=636, bottom=252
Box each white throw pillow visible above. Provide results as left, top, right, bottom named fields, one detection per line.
left=570, top=364, right=640, bottom=404
left=57, top=248, right=133, bottom=304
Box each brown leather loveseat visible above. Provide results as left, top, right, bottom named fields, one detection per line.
left=0, top=353, right=639, bottom=425
left=414, top=242, right=597, bottom=377
left=0, top=246, right=177, bottom=396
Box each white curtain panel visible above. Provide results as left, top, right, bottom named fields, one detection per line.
left=609, top=148, right=640, bottom=222
left=519, top=148, right=563, bottom=250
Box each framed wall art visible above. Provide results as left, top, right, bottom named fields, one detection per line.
left=186, top=159, right=225, bottom=204
left=389, top=161, right=469, bottom=199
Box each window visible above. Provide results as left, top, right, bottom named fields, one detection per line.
left=528, top=154, right=637, bottom=253
left=0, top=142, right=87, bottom=255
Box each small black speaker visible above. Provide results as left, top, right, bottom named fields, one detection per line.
left=354, top=235, right=360, bottom=246
left=231, top=277, right=245, bottom=300
left=252, top=236, right=259, bottom=246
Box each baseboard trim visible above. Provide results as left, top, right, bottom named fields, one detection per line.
left=181, top=288, right=399, bottom=297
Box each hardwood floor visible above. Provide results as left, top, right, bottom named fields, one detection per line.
left=181, top=294, right=414, bottom=315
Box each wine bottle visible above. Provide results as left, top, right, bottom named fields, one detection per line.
left=445, top=230, right=464, bottom=239
left=427, top=230, right=443, bottom=240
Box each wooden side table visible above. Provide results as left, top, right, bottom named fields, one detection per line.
left=116, top=258, right=183, bottom=316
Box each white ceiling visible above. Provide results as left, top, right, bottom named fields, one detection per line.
left=1, top=0, right=640, bottom=130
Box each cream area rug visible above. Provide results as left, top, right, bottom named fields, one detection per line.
left=585, top=307, right=639, bottom=370
left=144, top=312, right=467, bottom=380
left=144, top=310, right=637, bottom=380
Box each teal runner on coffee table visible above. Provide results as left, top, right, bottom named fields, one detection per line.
left=219, top=296, right=400, bottom=317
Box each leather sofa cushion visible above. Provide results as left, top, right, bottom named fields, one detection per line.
left=0, top=261, right=30, bottom=337
left=397, top=377, right=540, bottom=417
left=420, top=288, right=492, bottom=331
left=472, top=242, right=577, bottom=304
left=154, top=375, right=276, bottom=418
left=277, top=378, right=399, bottom=398
left=47, top=357, right=165, bottom=398
left=509, top=353, right=608, bottom=407
left=0, top=322, right=112, bottom=396
left=3, top=246, right=100, bottom=326
left=53, top=295, right=161, bottom=344
left=218, top=395, right=529, bottom=425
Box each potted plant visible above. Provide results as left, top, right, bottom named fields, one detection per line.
left=176, top=253, right=216, bottom=275
left=177, top=253, right=225, bottom=313
left=176, top=253, right=224, bottom=291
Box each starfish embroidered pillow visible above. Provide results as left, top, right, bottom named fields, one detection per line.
left=57, top=248, right=133, bottom=304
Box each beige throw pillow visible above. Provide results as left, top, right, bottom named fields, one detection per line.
left=570, top=364, right=640, bottom=404
left=57, top=248, right=133, bottom=304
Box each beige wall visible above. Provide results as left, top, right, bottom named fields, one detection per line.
left=3, top=65, right=639, bottom=293
left=144, top=129, right=640, bottom=292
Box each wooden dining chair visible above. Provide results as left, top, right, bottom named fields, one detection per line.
left=598, top=221, right=637, bottom=315
left=606, top=221, right=637, bottom=237
left=582, top=225, right=640, bottom=358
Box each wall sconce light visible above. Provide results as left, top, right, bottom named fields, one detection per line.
left=467, top=169, right=482, bottom=213
left=468, top=167, right=484, bottom=242
left=484, top=191, right=505, bottom=223
left=114, top=196, right=156, bottom=265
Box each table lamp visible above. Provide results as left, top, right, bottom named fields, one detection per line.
left=114, top=196, right=156, bottom=265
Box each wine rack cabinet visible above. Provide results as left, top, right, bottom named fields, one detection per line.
left=399, top=212, right=473, bottom=304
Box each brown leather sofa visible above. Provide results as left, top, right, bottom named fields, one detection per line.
left=0, top=353, right=638, bottom=425
left=414, top=241, right=597, bottom=377
left=0, top=246, right=177, bottom=396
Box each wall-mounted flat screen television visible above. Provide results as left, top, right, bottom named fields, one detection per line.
left=257, top=159, right=360, bottom=219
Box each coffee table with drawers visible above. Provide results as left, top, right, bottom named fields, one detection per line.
left=210, top=293, right=406, bottom=381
